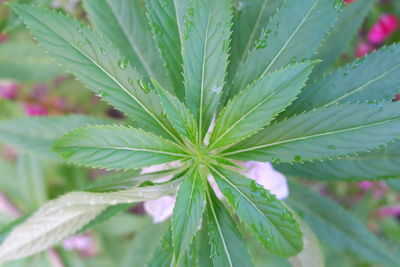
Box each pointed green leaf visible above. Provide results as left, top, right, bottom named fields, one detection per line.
left=223, top=103, right=400, bottom=163
left=9, top=4, right=178, bottom=140
left=182, top=0, right=232, bottom=140
left=205, top=185, right=253, bottom=267
left=230, top=0, right=338, bottom=98
left=145, top=0, right=190, bottom=98
left=287, top=183, right=398, bottom=265
left=82, top=0, right=170, bottom=90
left=17, top=154, right=47, bottom=211
left=210, top=62, right=314, bottom=150
left=0, top=115, right=106, bottom=159
left=53, top=125, right=188, bottom=170
left=210, top=166, right=302, bottom=257
left=227, top=0, right=285, bottom=80
left=148, top=228, right=174, bottom=267
left=276, top=141, right=400, bottom=181
left=288, top=44, right=400, bottom=116
left=310, top=0, right=374, bottom=78
left=153, top=79, right=198, bottom=143
left=172, top=168, right=205, bottom=264
left=0, top=181, right=179, bottom=263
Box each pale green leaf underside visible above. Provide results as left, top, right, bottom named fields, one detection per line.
left=171, top=168, right=205, bottom=264
left=10, top=4, right=177, bottom=140
left=183, top=0, right=232, bottom=140
left=223, top=103, right=400, bottom=163
left=145, top=0, right=190, bottom=98
left=153, top=79, right=198, bottom=143
left=0, top=115, right=106, bottom=159
left=288, top=44, right=400, bottom=116
left=205, top=186, right=253, bottom=267
left=210, top=62, right=314, bottom=149
left=210, top=166, right=302, bottom=257
left=276, top=141, right=400, bottom=181
left=230, top=0, right=338, bottom=98
left=287, top=183, right=397, bottom=265
left=0, top=181, right=179, bottom=263
left=0, top=41, right=62, bottom=82
left=53, top=125, right=188, bottom=170
left=82, top=0, right=170, bottom=90
left=310, top=0, right=374, bottom=78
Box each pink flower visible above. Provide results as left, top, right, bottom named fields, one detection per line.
left=0, top=34, right=8, bottom=43
left=24, top=103, right=48, bottom=116
left=344, top=0, right=355, bottom=4
left=367, top=14, right=399, bottom=44
left=358, top=181, right=388, bottom=199
left=143, top=196, right=176, bottom=223
left=62, top=233, right=97, bottom=257
left=377, top=206, right=400, bottom=218
left=143, top=162, right=289, bottom=223
left=355, top=42, right=374, bottom=58
left=0, top=80, right=19, bottom=100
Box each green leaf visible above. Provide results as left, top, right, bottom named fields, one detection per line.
left=148, top=228, right=174, bottom=267
left=205, top=184, right=253, bottom=267
left=230, top=0, right=338, bottom=98
left=0, top=41, right=62, bottom=82
left=0, top=180, right=179, bottom=263
left=145, top=0, right=190, bottom=98
left=287, top=183, right=398, bottom=265
left=0, top=115, right=106, bottom=159
left=17, top=154, right=47, bottom=211
left=227, top=0, right=285, bottom=80
left=310, top=0, right=374, bottom=78
left=153, top=79, right=198, bottom=143
left=172, top=168, right=205, bottom=264
left=53, top=125, right=188, bottom=170
left=223, top=103, right=400, bottom=163
left=9, top=4, right=177, bottom=140
left=288, top=219, right=324, bottom=267
left=122, top=220, right=168, bottom=267
left=387, top=179, right=400, bottom=192
left=209, top=165, right=302, bottom=257
left=288, top=44, right=400, bottom=116
left=210, top=62, right=314, bottom=150
left=82, top=0, right=170, bottom=90
left=182, top=0, right=232, bottom=140
left=276, top=141, right=400, bottom=181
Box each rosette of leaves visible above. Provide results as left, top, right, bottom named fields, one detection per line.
left=0, top=0, right=400, bottom=265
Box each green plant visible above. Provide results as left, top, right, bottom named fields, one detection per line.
left=0, top=0, right=399, bottom=266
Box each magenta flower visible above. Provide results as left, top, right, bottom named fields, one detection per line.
left=367, top=14, right=399, bottom=45
left=143, top=162, right=289, bottom=223
left=0, top=80, right=19, bottom=100
left=24, top=103, right=48, bottom=116
left=377, top=206, right=400, bottom=218
left=355, top=42, right=374, bottom=58
left=344, top=0, right=355, bottom=4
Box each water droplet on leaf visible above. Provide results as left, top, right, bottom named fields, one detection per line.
left=294, top=155, right=302, bottom=162
left=327, top=145, right=336, bottom=149
left=137, top=79, right=151, bottom=93
left=118, top=57, right=128, bottom=70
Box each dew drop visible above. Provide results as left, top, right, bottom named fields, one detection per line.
left=128, top=78, right=134, bottom=86
left=334, top=0, right=343, bottom=11
left=183, top=21, right=194, bottom=40
left=118, top=57, right=128, bottom=70
left=235, top=2, right=247, bottom=11
left=161, top=111, right=168, bottom=118
left=151, top=23, right=163, bottom=36
left=290, top=56, right=298, bottom=64
left=294, top=155, right=302, bottom=162
left=212, top=85, right=222, bottom=94
left=100, top=47, right=107, bottom=55
left=187, top=7, right=194, bottom=17
left=137, top=79, right=151, bottom=93
left=272, top=157, right=280, bottom=164
left=97, top=91, right=108, bottom=98
left=326, top=145, right=336, bottom=150
left=76, top=40, right=83, bottom=46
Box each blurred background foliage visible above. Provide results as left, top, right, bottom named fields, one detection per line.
left=0, top=0, right=399, bottom=266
